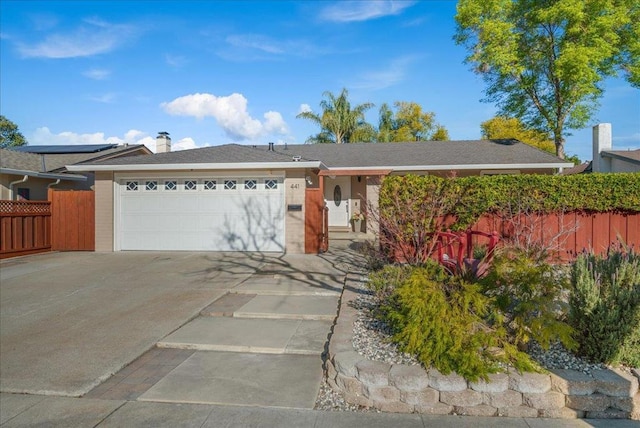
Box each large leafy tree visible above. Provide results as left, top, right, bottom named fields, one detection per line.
left=481, top=116, right=555, bottom=153
left=378, top=102, right=450, bottom=142
left=297, top=88, right=376, bottom=144
left=455, top=0, right=640, bottom=159
left=0, top=115, right=27, bottom=148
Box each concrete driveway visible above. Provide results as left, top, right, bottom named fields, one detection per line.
left=0, top=251, right=269, bottom=397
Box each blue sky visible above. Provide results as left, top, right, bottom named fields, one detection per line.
left=1, top=1, right=638, bottom=161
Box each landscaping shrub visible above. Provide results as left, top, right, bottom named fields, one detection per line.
left=569, top=248, right=640, bottom=366
left=367, top=263, right=416, bottom=301
left=480, top=246, right=576, bottom=351
left=381, top=264, right=537, bottom=381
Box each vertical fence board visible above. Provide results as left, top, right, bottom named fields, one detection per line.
left=627, top=214, right=640, bottom=251
left=591, top=212, right=610, bottom=254
left=0, top=200, right=52, bottom=258
left=609, top=212, right=628, bottom=245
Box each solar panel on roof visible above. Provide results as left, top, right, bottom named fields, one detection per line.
left=13, top=144, right=117, bottom=154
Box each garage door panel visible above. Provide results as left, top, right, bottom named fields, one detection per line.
left=119, top=177, right=284, bottom=252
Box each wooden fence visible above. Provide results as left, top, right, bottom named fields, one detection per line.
left=470, top=210, right=639, bottom=259
left=49, top=190, right=95, bottom=251
left=0, top=200, right=52, bottom=259
left=305, top=188, right=328, bottom=253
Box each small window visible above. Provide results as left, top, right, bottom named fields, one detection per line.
left=126, top=181, right=138, bottom=191
left=145, top=181, right=157, bottom=191
left=265, top=179, right=278, bottom=190
left=164, top=180, right=177, bottom=191
left=17, top=188, right=30, bottom=201
left=244, top=179, right=257, bottom=190
left=184, top=180, right=197, bottom=191
left=224, top=180, right=237, bottom=190
left=204, top=180, right=217, bottom=190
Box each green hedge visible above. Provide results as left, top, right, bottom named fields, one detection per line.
left=380, top=173, right=640, bottom=229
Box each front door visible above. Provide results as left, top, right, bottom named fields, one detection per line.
left=324, top=176, right=351, bottom=227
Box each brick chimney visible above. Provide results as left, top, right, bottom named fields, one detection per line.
left=156, top=131, right=171, bottom=153
left=592, top=123, right=612, bottom=172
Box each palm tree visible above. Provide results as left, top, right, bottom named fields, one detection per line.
left=297, top=88, right=375, bottom=144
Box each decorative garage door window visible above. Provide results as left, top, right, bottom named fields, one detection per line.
left=126, top=181, right=138, bottom=191
left=265, top=179, right=278, bottom=190
left=244, top=179, right=257, bottom=190
left=204, top=180, right=217, bottom=190
left=333, top=185, right=342, bottom=206
left=224, top=180, right=237, bottom=190
left=184, top=180, right=197, bottom=191
left=164, top=180, right=177, bottom=191
left=145, top=181, right=157, bottom=191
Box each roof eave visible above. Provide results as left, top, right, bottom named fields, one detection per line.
left=325, top=163, right=574, bottom=172
left=67, top=161, right=325, bottom=172
left=601, top=151, right=640, bottom=165
left=0, top=168, right=88, bottom=181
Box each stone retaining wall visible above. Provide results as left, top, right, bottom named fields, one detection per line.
left=326, top=273, right=640, bottom=419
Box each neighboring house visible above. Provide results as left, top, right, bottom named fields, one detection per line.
left=592, top=123, right=640, bottom=173
left=0, top=144, right=151, bottom=200
left=68, top=132, right=571, bottom=254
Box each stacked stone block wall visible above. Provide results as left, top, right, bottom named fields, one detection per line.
left=326, top=273, right=640, bottom=420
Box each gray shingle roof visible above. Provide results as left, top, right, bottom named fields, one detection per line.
left=86, top=140, right=566, bottom=169
left=603, top=149, right=640, bottom=165
left=1, top=145, right=150, bottom=172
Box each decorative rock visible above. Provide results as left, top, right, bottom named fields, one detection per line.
left=539, top=407, right=584, bottom=419
left=550, top=369, right=596, bottom=396
left=336, top=374, right=363, bottom=396
left=592, top=368, right=639, bottom=397
left=326, top=360, right=337, bottom=382
left=454, top=404, right=497, bottom=417
left=522, top=391, right=565, bottom=409
left=415, top=402, right=453, bottom=415
left=400, top=388, right=439, bottom=407
left=610, top=394, right=638, bottom=412
left=440, top=389, right=483, bottom=407
left=585, top=408, right=631, bottom=419
left=356, top=359, right=391, bottom=387
left=327, top=376, right=338, bottom=391
left=328, top=332, right=352, bottom=354
left=566, top=393, right=611, bottom=411
left=469, top=374, right=509, bottom=393
left=498, top=406, right=539, bottom=418
left=484, top=390, right=523, bottom=408
left=343, top=391, right=372, bottom=408
left=364, top=385, right=400, bottom=403
left=632, top=368, right=640, bottom=383
left=375, top=400, right=414, bottom=413
left=333, top=351, right=362, bottom=378
left=389, top=364, right=430, bottom=392
left=509, top=372, right=551, bottom=393
left=428, top=368, right=467, bottom=392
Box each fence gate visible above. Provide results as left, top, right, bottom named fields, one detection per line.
left=49, top=190, right=95, bottom=251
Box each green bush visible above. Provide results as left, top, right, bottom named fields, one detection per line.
left=380, top=173, right=640, bottom=230
left=480, top=247, right=576, bottom=351
left=381, top=264, right=537, bottom=381
left=367, top=263, right=419, bottom=301
left=569, top=249, right=640, bottom=366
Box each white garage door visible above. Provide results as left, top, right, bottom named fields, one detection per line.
left=118, top=176, right=284, bottom=252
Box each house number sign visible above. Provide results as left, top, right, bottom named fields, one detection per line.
left=334, top=185, right=342, bottom=206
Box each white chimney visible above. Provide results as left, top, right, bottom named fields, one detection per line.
left=156, top=131, right=171, bottom=153
left=592, top=123, right=612, bottom=172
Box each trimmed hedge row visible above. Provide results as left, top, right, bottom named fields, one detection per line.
left=379, top=173, right=640, bottom=229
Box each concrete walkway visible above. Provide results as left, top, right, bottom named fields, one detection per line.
left=2, top=393, right=637, bottom=427
left=83, top=249, right=348, bottom=409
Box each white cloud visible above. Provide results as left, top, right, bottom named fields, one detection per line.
left=226, top=34, right=284, bottom=54
left=28, top=127, right=199, bottom=153
left=83, top=68, right=111, bottom=80
left=161, top=92, right=290, bottom=141
left=351, top=56, right=415, bottom=90
left=221, top=34, right=322, bottom=60
left=165, top=53, right=188, bottom=68
left=17, top=18, right=136, bottom=58
left=613, top=132, right=640, bottom=144
left=320, top=0, right=415, bottom=23
left=298, top=104, right=312, bottom=114
left=88, top=93, right=117, bottom=103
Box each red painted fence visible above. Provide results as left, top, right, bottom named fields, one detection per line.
left=0, top=200, right=52, bottom=259
left=471, top=211, right=639, bottom=259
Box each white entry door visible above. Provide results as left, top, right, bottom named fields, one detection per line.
left=117, top=176, right=284, bottom=252
left=324, top=176, right=351, bottom=227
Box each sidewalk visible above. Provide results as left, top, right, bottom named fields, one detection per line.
left=2, top=393, right=637, bottom=427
